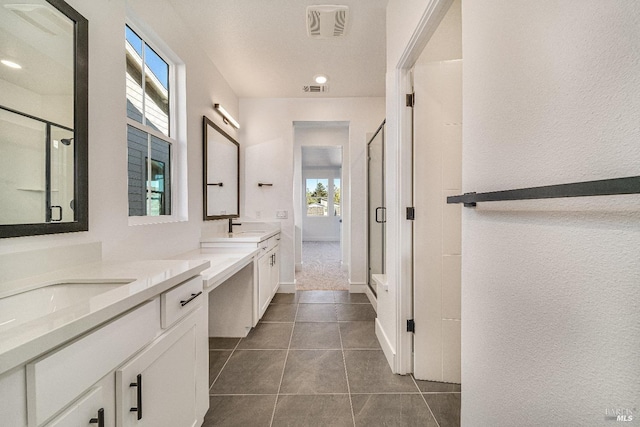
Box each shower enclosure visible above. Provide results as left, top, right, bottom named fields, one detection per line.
left=0, top=106, right=75, bottom=225
left=367, top=120, right=385, bottom=296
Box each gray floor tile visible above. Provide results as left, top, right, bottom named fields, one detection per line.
left=262, top=304, right=297, bottom=322
left=336, top=304, right=376, bottom=321
left=280, top=350, right=348, bottom=394
left=204, top=395, right=276, bottom=427
left=290, top=322, right=341, bottom=349
left=296, top=303, right=337, bottom=322
left=209, top=337, right=240, bottom=350
left=339, top=321, right=380, bottom=349
left=298, top=290, right=335, bottom=303
left=423, top=393, right=461, bottom=427
left=210, top=350, right=287, bottom=394
left=345, top=350, right=418, bottom=393
left=352, top=394, right=439, bottom=427
left=272, top=394, right=353, bottom=427
left=272, top=292, right=299, bottom=304
left=334, top=291, right=371, bottom=304
left=237, top=322, right=293, bottom=349
left=209, top=350, right=232, bottom=387
left=415, top=378, right=462, bottom=393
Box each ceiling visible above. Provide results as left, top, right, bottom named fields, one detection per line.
left=168, top=0, right=388, bottom=98
left=302, top=146, right=342, bottom=169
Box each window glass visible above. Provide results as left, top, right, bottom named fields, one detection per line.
left=333, top=178, right=341, bottom=216
left=306, top=178, right=329, bottom=216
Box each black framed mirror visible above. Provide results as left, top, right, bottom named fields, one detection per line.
left=0, top=0, right=88, bottom=238
left=203, top=116, right=239, bottom=220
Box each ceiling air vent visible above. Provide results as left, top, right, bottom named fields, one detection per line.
left=303, top=85, right=329, bottom=93
left=306, top=5, right=349, bottom=39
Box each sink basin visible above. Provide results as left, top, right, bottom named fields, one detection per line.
left=0, top=281, right=130, bottom=332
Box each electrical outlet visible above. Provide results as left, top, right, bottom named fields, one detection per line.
left=276, top=210, right=288, bottom=219
left=256, top=211, right=261, bottom=219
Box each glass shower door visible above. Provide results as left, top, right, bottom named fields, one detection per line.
left=367, top=121, right=385, bottom=296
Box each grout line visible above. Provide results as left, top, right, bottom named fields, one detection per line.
left=268, top=301, right=299, bottom=427
left=208, top=338, right=241, bottom=393
left=411, top=374, right=442, bottom=427
left=336, top=303, right=357, bottom=427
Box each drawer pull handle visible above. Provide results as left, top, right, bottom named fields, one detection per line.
left=180, top=291, right=203, bottom=307
left=130, top=374, right=142, bottom=420
left=89, top=408, right=105, bottom=426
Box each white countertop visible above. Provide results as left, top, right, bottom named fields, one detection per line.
left=172, top=247, right=259, bottom=290
left=200, top=228, right=280, bottom=244
left=0, top=259, right=209, bottom=375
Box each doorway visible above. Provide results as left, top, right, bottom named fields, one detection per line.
left=411, top=0, right=462, bottom=383
left=293, top=122, right=350, bottom=291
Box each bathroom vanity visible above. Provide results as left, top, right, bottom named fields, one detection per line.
left=200, top=226, right=281, bottom=323
left=0, top=260, right=210, bottom=427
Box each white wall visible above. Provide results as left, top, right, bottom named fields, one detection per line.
left=239, top=98, right=384, bottom=288
left=0, top=0, right=237, bottom=262
left=462, top=1, right=640, bottom=425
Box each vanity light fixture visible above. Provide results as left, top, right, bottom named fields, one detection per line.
left=214, top=104, right=240, bottom=129
left=1, top=59, right=22, bottom=69
left=314, top=74, right=328, bottom=84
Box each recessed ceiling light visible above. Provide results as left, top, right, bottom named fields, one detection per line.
left=314, top=74, right=328, bottom=84
left=1, top=59, right=22, bottom=69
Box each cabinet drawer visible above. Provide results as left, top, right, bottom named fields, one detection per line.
left=161, top=276, right=203, bottom=329
left=27, top=299, right=160, bottom=426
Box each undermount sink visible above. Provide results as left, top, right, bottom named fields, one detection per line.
left=0, top=281, right=131, bottom=332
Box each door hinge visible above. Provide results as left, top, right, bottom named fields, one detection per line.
left=406, top=93, right=415, bottom=107
left=406, top=207, right=415, bottom=220
left=407, top=319, right=415, bottom=333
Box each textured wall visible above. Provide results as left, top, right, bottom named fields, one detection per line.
left=462, top=1, right=640, bottom=425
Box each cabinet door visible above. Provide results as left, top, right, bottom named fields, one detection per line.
left=270, top=246, right=280, bottom=296
left=258, top=251, right=272, bottom=318
left=116, top=310, right=199, bottom=427
left=46, top=374, right=114, bottom=427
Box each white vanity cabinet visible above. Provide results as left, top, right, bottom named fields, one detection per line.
left=258, top=238, right=280, bottom=318
left=201, top=230, right=281, bottom=322
left=116, top=307, right=201, bottom=427
left=10, top=274, right=207, bottom=427
left=45, top=377, right=113, bottom=427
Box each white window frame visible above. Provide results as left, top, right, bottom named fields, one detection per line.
left=125, top=19, right=187, bottom=226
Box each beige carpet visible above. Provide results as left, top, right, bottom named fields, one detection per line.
left=295, top=241, right=349, bottom=291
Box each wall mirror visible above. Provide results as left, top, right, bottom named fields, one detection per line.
left=0, top=0, right=88, bottom=238
left=203, top=116, right=239, bottom=220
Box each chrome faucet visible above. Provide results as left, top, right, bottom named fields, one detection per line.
left=228, top=218, right=242, bottom=233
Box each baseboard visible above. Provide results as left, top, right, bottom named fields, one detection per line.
left=348, top=282, right=366, bottom=292
left=277, top=282, right=296, bottom=293
left=376, top=318, right=396, bottom=373
left=302, top=237, right=340, bottom=242
left=364, top=285, right=377, bottom=312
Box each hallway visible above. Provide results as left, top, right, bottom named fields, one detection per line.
left=295, top=242, right=349, bottom=291
left=203, top=290, right=461, bottom=426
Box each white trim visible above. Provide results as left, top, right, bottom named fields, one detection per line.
left=276, top=282, right=296, bottom=293
left=376, top=318, right=395, bottom=370
left=364, top=285, right=377, bottom=312
left=348, top=282, right=368, bottom=294
left=392, top=0, right=454, bottom=376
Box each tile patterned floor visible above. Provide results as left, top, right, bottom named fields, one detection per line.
left=203, top=290, right=461, bottom=427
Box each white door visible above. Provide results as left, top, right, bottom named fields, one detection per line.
left=412, top=0, right=462, bottom=383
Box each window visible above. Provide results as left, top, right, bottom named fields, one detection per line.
left=305, top=177, right=341, bottom=217
left=126, top=24, right=175, bottom=218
